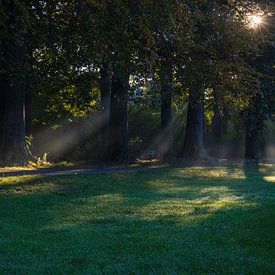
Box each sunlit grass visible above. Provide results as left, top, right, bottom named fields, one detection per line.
left=0, top=161, right=75, bottom=172
left=0, top=166, right=274, bottom=273
left=264, top=176, right=275, bottom=183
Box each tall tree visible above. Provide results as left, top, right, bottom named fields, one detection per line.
left=180, top=0, right=262, bottom=160
left=159, top=59, right=173, bottom=158
left=99, top=64, right=112, bottom=159
left=87, top=0, right=158, bottom=160
left=181, top=84, right=208, bottom=159
left=179, top=1, right=214, bottom=160
left=244, top=3, right=274, bottom=160
left=0, top=1, right=33, bottom=165
left=108, top=66, right=130, bottom=160
left=147, top=1, right=189, bottom=158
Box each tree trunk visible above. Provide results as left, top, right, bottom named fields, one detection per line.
left=244, top=88, right=264, bottom=161
left=245, top=122, right=260, bottom=160
left=25, top=42, right=34, bottom=137
left=0, top=44, right=30, bottom=166
left=108, top=66, right=129, bottom=161
left=180, top=85, right=210, bottom=160
left=0, top=2, right=33, bottom=166
left=209, top=96, right=228, bottom=157
left=159, top=60, right=173, bottom=158
left=25, top=81, right=32, bottom=137
left=211, top=104, right=227, bottom=142
left=99, top=64, right=111, bottom=159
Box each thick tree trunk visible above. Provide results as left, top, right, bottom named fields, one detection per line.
left=180, top=85, right=210, bottom=160
left=245, top=123, right=260, bottom=160
left=0, top=3, right=33, bottom=166
left=99, top=64, right=111, bottom=159
left=108, top=67, right=129, bottom=161
left=25, top=82, right=32, bottom=137
left=244, top=89, right=264, bottom=161
left=25, top=43, right=34, bottom=137
left=0, top=45, right=30, bottom=166
left=159, top=60, right=173, bottom=158
left=211, top=104, right=227, bottom=142
left=209, top=96, right=228, bottom=157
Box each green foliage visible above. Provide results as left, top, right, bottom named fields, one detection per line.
left=129, top=106, right=161, bottom=154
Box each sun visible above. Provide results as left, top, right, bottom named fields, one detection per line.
left=248, top=15, right=264, bottom=29
left=251, top=15, right=263, bottom=25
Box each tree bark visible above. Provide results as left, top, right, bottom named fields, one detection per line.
left=159, top=60, right=173, bottom=158
left=24, top=41, right=34, bottom=138
left=244, top=87, right=265, bottom=161
left=25, top=81, right=32, bottom=137
left=108, top=66, right=129, bottom=161
left=211, top=103, right=227, bottom=141
left=180, top=85, right=210, bottom=160
left=99, top=64, right=112, bottom=159
left=209, top=94, right=228, bottom=157
left=245, top=121, right=260, bottom=160
left=0, top=43, right=31, bottom=166
left=0, top=2, right=34, bottom=166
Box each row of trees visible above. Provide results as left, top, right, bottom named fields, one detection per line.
left=0, top=0, right=274, bottom=165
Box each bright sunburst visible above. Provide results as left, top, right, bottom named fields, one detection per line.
left=248, top=15, right=264, bottom=29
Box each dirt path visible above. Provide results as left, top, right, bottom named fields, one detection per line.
left=0, top=164, right=171, bottom=177
left=1, top=159, right=273, bottom=178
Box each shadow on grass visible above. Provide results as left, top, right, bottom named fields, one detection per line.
left=0, top=166, right=274, bottom=273
left=243, top=160, right=261, bottom=178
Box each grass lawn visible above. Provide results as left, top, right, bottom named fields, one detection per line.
left=0, top=165, right=274, bottom=274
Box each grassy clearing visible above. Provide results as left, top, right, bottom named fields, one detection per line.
left=0, top=165, right=274, bottom=274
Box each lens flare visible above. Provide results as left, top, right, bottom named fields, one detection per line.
left=248, top=15, right=264, bottom=29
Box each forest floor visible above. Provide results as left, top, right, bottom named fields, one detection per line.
left=0, top=165, right=274, bottom=273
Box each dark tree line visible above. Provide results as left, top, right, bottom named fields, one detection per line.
left=0, top=0, right=274, bottom=166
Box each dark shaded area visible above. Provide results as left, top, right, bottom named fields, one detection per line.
left=108, top=68, right=130, bottom=161
left=159, top=59, right=173, bottom=158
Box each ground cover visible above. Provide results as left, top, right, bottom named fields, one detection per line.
left=0, top=165, right=274, bottom=273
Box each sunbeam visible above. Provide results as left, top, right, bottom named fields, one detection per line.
left=32, top=111, right=110, bottom=161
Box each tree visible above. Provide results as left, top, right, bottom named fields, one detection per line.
left=243, top=2, right=274, bottom=160
left=99, top=64, right=112, bottom=159
left=86, top=0, right=161, bottom=160
left=144, top=1, right=189, bottom=158
left=0, top=1, right=33, bottom=165
left=108, top=66, right=130, bottom=160
left=159, top=59, right=173, bottom=158
left=179, top=0, right=264, bottom=161
left=179, top=1, right=216, bottom=160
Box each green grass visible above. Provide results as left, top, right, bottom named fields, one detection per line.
left=0, top=165, right=274, bottom=274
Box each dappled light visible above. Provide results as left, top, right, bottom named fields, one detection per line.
left=0, top=0, right=274, bottom=273
left=1, top=2, right=274, bottom=165
left=177, top=167, right=246, bottom=180
left=264, top=176, right=275, bottom=183
left=1, top=166, right=275, bottom=273
left=32, top=111, right=109, bottom=161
